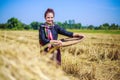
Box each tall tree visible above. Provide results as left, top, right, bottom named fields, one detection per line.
left=88, top=25, right=94, bottom=30
left=110, top=23, right=119, bottom=30
left=22, top=23, right=31, bottom=30
left=7, top=17, right=23, bottom=30
left=98, top=23, right=109, bottom=30
left=103, top=23, right=109, bottom=30
left=0, top=23, right=7, bottom=29
left=74, top=23, right=82, bottom=29
left=63, top=21, right=68, bottom=29
left=30, top=21, right=40, bottom=30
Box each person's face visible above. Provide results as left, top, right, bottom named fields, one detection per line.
left=45, top=12, right=54, bottom=25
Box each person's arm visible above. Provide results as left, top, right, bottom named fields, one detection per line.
left=55, top=25, right=73, bottom=37
left=39, top=25, right=50, bottom=45
left=55, top=25, right=84, bottom=38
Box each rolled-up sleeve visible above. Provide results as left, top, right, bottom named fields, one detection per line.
left=39, top=26, right=50, bottom=45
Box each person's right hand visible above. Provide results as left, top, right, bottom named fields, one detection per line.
left=50, top=40, right=62, bottom=46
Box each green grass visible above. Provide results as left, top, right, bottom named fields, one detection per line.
left=67, top=29, right=120, bottom=34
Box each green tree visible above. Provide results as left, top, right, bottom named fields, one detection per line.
left=74, top=23, right=82, bottom=29
left=98, top=23, right=109, bottom=30
left=63, top=21, right=68, bottom=29
left=22, top=23, right=31, bottom=30
left=88, top=25, right=94, bottom=30
left=68, top=20, right=75, bottom=29
left=30, top=21, right=40, bottom=30
left=0, top=23, right=8, bottom=29
left=7, top=17, right=23, bottom=30
left=109, top=23, right=119, bottom=30
left=103, top=23, right=109, bottom=30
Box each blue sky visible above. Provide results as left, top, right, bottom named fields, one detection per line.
left=0, top=0, right=120, bottom=26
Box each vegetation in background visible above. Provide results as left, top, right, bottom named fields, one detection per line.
left=0, top=17, right=120, bottom=30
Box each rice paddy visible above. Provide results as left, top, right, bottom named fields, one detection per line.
left=0, top=30, right=120, bottom=80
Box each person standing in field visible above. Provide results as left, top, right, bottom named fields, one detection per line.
left=39, top=8, right=84, bottom=65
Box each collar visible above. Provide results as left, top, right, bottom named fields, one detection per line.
left=45, top=22, right=55, bottom=28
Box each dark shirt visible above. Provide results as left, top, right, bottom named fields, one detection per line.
left=39, top=23, right=73, bottom=45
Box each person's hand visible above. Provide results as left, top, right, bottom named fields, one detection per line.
left=50, top=40, right=62, bottom=46
left=55, top=40, right=62, bottom=46
left=73, top=33, right=84, bottom=39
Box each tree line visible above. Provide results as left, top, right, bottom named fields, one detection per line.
left=0, top=17, right=120, bottom=30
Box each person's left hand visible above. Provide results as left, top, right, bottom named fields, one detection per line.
left=73, top=33, right=84, bottom=39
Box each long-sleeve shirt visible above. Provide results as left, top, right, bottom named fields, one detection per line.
left=39, top=23, right=73, bottom=45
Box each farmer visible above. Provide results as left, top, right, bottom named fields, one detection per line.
left=39, top=8, right=84, bottom=65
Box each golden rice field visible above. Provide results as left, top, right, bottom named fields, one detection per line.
left=0, top=30, right=120, bottom=80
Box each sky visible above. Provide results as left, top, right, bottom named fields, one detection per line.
left=0, top=0, right=120, bottom=26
